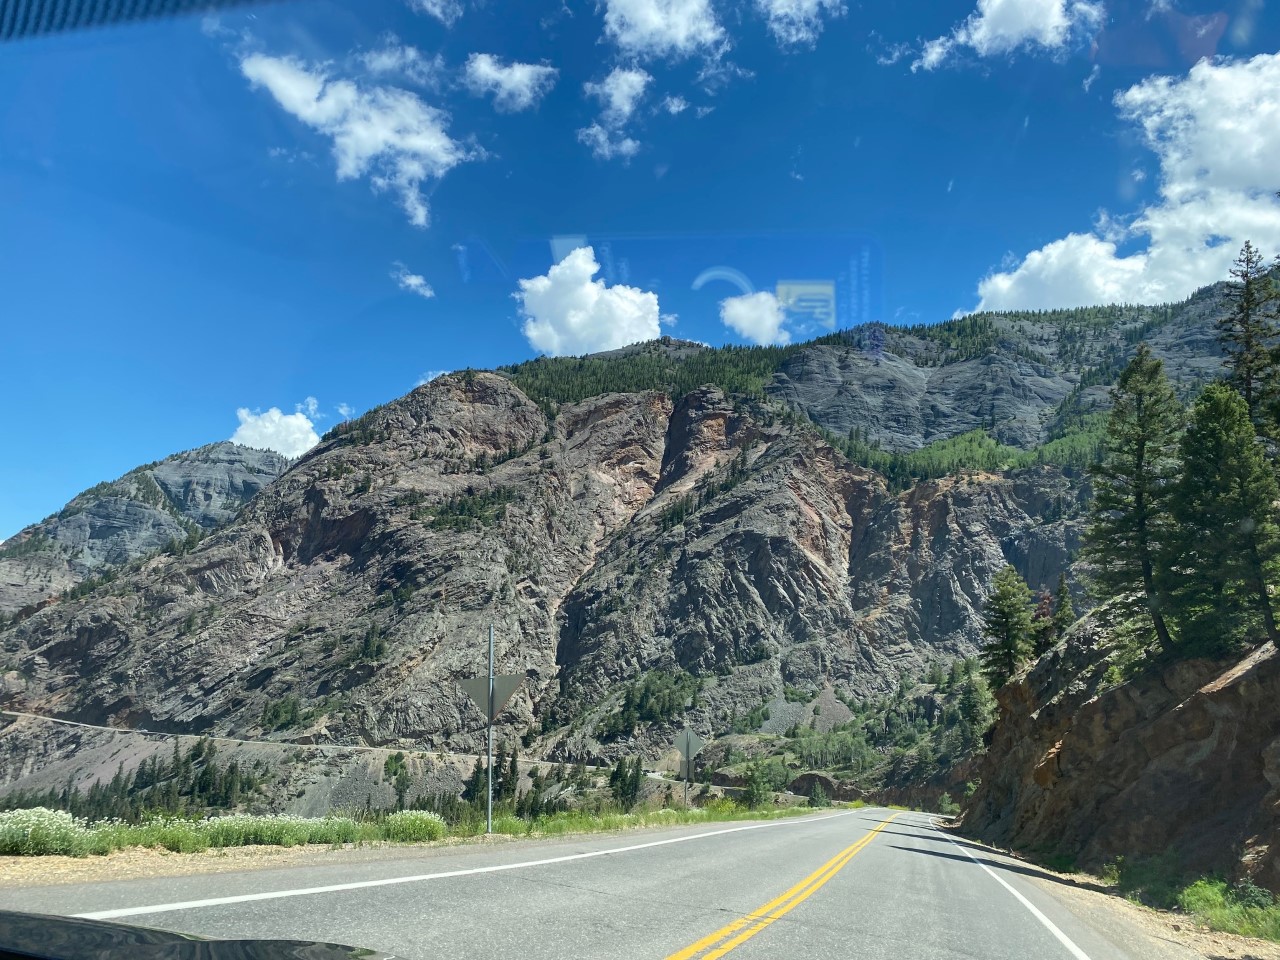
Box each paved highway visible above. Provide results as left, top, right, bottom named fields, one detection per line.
left=0, top=808, right=1199, bottom=959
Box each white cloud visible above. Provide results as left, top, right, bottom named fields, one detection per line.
left=914, top=0, right=1104, bottom=71
left=970, top=53, right=1280, bottom=311
left=360, top=38, right=444, bottom=87
left=515, top=246, right=661, bottom=356
left=416, top=370, right=449, bottom=386
left=579, top=67, right=652, bottom=161
left=600, top=0, right=725, bottom=60
left=464, top=53, right=559, bottom=112
left=1083, top=63, right=1101, bottom=91
left=720, top=291, right=790, bottom=345
left=392, top=262, right=436, bottom=299
left=231, top=407, right=320, bottom=459
left=408, top=0, right=463, bottom=26
left=300, top=397, right=321, bottom=418
left=577, top=123, right=642, bottom=160
left=660, top=94, right=689, bottom=114
left=239, top=53, right=474, bottom=228
left=337, top=403, right=354, bottom=419
left=755, top=0, right=846, bottom=46
left=585, top=67, right=653, bottom=125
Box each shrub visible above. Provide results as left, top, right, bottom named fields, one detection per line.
left=382, top=811, right=446, bottom=843
left=0, top=808, right=89, bottom=856
left=937, top=793, right=960, bottom=816
left=492, top=815, right=529, bottom=836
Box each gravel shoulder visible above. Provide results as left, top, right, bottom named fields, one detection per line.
left=1028, top=872, right=1280, bottom=960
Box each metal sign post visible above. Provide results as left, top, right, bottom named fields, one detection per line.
left=458, top=624, right=521, bottom=834
left=674, top=728, right=705, bottom=808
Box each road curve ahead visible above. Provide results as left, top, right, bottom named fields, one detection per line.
left=0, top=808, right=1198, bottom=960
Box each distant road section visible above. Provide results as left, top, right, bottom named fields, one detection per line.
left=0, top=808, right=1201, bottom=960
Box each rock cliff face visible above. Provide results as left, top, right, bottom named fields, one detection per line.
left=0, top=373, right=1080, bottom=765
left=766, top=283, right=1229, bottom=452
left=964, top=622, right=1280, bottom=893
left=0, top=443, right=288, bottom=615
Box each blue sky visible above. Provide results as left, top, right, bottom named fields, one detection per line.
left=2, top=0, right=1279, bottom=539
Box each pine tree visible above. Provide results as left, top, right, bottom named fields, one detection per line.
left=980, top=565, right=1035, bottom=688
left=1031, top=591, right=1056, bottom=655
left=628, top=755, right=643, bottom=808
left=1218, top=241, right=1278, bottom=426
left=1083, top=345, right=1182, bottom=650
left=1166, top=383, right=1280, bottom=650
left=502, top=745, right=519, bottom=802
left=1051, top=573, right=1076, bottom=640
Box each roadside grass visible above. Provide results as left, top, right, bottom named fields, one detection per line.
left=1100, top=854, right=1280, bottom=944
left=0, top=801, right=842, bottom=858
left=1177, top=879, right=1280, bottom=941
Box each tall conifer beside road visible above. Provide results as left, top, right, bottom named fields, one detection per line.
left=1083, top=345, right=1183, bottom=651
left=1167, top=383, right=1280, bottom=650
left=1217, top=242, right=1278, bottom=427
left=980, top=565, right=1034, bottom=688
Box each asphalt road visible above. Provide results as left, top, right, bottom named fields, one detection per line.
left=0, top=808, right=1201, bottom=960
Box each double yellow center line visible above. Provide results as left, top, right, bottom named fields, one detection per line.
left=664, top=812, right=901, bottom=960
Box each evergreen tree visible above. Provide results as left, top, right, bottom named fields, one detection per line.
left=1051, top=573, right=1076, bottom=641
left=980, top=565, right=1034, bottom=688
left=1166, top=383, right=1280, bottom=649
left=1083, top=345, right=1183, bottom=650
left=1218, top=241, right=1278, bottom=426
left=1031, top=590, right=1056, bottom=655
left=628, top=754, right=643, bottom=807
left=502, top=745, right=519, bottom=802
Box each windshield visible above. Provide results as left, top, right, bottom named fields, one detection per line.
left=2, top=2, right=1279, bottom=959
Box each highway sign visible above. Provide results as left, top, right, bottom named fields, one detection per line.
left=675, top=728, right=705, bottom=760
left=459, top=675, right=521, bottom=723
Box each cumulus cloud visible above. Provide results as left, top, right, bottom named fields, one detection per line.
left=755, top=0, right=846, bottom=46
left=231, top=407, right=320, bottom=459
left=660, top=94, right=689, bottom=114
left=720, top=291, right=791, bottom=345
left=464, top=53, right=559, bottom=112
left=360, top=38, right=444, bottom=87
left=407, top=0, right=463, bottom=26
left=585, top=67, right=653, bottom=125
left=970, top=52, right=1280, bottom=311
left=600, top=0, right=725, bottom=60
left=577, top=123, right=642, bottom=160
left=913, top=0, right=1104, bottom=71
left=392, top=261, right=436, bottom=299
left=239, top=53, right=474, bottom=228
left=515, top=246, right=661, bottom=356
left=579, top=67, right=652, bottom=160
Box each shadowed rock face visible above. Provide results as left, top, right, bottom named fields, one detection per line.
left=0, top=374, right=1081, bottom=769
left=964, top=622, right=1280, bottom=894
left=0, top=443, right=288, bottom=615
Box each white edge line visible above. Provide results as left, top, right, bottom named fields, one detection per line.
left=929, top=817, right=1092, bottom=960
left=75, top=811, right=856, bottom=921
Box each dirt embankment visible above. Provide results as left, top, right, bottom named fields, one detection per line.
left=964, top=621, right=1280, bottom=893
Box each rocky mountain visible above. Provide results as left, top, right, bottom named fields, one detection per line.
left=963, top=618, right=1280, bottom=894
left=0, top=279, right=1238, bottom=795
left=0, top=442, right=289, bottom=616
